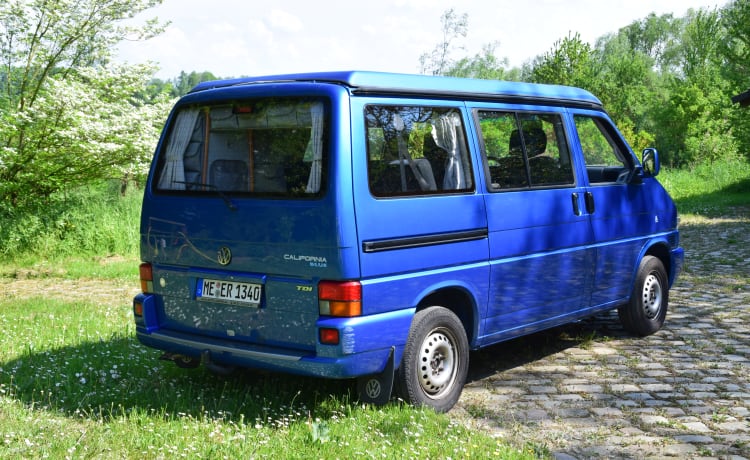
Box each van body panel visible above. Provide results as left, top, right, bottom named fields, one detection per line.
left=349, top=97, right=489, bottom=279
left=481, top=187, right=596, bottom=344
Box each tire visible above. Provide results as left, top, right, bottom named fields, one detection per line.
left=396, top=306, right=469, bottom=413
left=618, top=255, right=668, bottom=336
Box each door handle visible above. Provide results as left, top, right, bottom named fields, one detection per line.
left=572, top=192, right=581, bottom=216
left=585, top=192, right=595, bottom=214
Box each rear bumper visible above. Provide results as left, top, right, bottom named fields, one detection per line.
left=133, top=293, right=413, bottom=378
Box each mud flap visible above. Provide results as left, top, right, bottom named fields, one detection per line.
left=356, top=346, right=395, bottom=406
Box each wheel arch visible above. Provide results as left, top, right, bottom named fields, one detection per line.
left=643, top=240, right=672, bottom=282
left=415, top=286, right=479, bottom=347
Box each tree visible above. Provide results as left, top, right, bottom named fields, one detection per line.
left=170, top=70, right=218, bottom=97
left=620, top=13, right=681, bottom=73
left=445, top=42, right=516, bottom=81
left=721, top=0, right=750, bottom=158
left=656, top=8, right=738, bottom=165
left=419, top=9, right=468, bottom=76
left=528, top=32, right=600, bottom=93
left=0, top=0, right=168, bottom=206
left=594, top=33, right=658, bottom=152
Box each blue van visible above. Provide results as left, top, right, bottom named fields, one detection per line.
left=133, top=71, right=684, bottom=412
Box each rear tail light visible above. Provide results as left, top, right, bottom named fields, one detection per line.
left=139, top=263, right=154, bottom=293
left=133, top=300, right=144, bottom=317
left=319, top=328, right=340, bottom=345
left=318, top=281, right=362, bottom=317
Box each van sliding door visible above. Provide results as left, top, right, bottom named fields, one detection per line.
left=475, top=108, right=596, bottom=344
left=350, top=99, right=489, bottom=316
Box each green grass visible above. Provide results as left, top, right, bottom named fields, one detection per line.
left=0, top=293, right=532, bottom=459
left=659, top=159, right=750, bottom=216
left=0, top=181, right=142, bottom=262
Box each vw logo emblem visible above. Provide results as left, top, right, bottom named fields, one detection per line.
left=217, top=246, right=232, bottom=266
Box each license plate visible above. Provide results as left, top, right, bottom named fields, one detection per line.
left=196, top=278, right=262, bottom=307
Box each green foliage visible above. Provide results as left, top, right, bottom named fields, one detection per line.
left=722, top=0, right=750, bottom=157
left=0, top=0, right=169, bottom=207
left=446, top=42, right=516, bottom=80
left=721, top=0, right=750, bottom=81
left=619, top=13, right=682, bottom=71
left=419, top=8, right=468, bottom=76
left=144, top=70, right=219, bottom=100
left=659, top=159, right=750, bottom=215
left=424, top=5, right=750, bottom=167
left=0, top=181, right=142, bottom=260
left=529, top=32, right=599, bottom=91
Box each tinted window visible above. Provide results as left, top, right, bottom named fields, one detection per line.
left=366, top=106, right=474, bottom=197
left=477, top=111, right=574, bottom=190
left=155, top=98, right=327, bottom=198
left=574, top=115, right=630, bottom=184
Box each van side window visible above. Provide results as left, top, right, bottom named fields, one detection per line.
left=477, top=111, right=574, bottom=190
left=154, top=98, right=327, bottom=198
left=573, top=116, right=630, bottom=184
left=366, top=106, right=474, bottom=196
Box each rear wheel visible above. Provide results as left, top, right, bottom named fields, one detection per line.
left=396, top=306, right=469, bottom=413
left=618, top=255, right=668, bottom=336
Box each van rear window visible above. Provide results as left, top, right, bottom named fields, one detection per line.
left=154, top=98, right=327, bottom=198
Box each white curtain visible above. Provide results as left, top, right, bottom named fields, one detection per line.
left=305, top=102, right=324, bottom=193
left=432, top=112, right=465, bottom=190
left=158, top=108, right=200, bottom=190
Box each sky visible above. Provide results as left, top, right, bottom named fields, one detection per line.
left=115, top=0, right=729, bottom=80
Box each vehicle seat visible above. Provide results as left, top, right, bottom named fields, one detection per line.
left=423, top=134, right=447, bottom=189
left=210, top=160, right=248, bottom=191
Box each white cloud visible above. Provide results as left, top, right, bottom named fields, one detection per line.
left=267, top=9, right=304, bottom=33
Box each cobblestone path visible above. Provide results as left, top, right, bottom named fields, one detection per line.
left=454, top=215, right=750, bottom=459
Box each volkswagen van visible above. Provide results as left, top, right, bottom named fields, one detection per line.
left=133, top=71, right=684, bottom=412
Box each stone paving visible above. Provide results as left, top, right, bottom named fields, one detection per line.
left=453, top=215, right=750, bottom=459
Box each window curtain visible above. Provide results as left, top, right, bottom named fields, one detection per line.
left=158, top=108, right=200, bottom=190
left=305, top=102, right=324, bottom=193
left=432, top=111, right=465, bottom=189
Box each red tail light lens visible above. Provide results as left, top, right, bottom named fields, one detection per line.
left=318, top=281, right=362, bottom=317
left=319, top=328, right=340, bottom=345
left=139, top=263, right=154, bottom=293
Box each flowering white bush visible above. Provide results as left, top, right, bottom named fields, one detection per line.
left=0, top=0, right=168, bottom=206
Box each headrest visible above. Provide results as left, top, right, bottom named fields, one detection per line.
left=509, top=127, right=547, bottom=156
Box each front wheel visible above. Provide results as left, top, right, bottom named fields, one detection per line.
left=396, top=306, right=469, bottom=413
left=618, top=255, right=669, bottom=336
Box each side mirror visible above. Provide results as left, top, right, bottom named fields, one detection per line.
left=642, top=148, right=660, bottom=177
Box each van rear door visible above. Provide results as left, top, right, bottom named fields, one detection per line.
left=141, top=93, right=357, bottom=352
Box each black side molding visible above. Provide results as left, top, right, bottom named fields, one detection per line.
left=363, top=228, right=488, bottom=253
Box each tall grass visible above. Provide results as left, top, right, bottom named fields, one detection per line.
left=659, top=158, right=750, bottom=216
left=0, top=181, right=142, bottom=264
